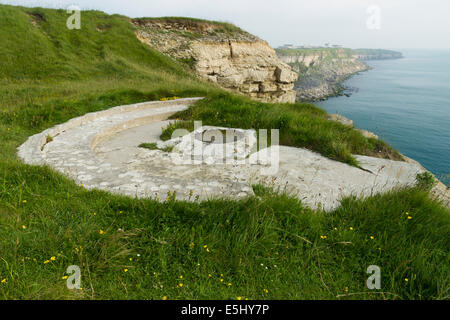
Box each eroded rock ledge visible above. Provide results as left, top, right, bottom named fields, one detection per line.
left=133, top=19, right=298, bottom=103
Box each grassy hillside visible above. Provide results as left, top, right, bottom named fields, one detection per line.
left=0, top=5, right=215, bottom=110
left=0, top=4, right=448, bottom=300
left=133, top=16, right=253, bottom=39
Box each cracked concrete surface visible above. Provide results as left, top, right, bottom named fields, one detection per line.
left=18, top=98, right=427, bottom=211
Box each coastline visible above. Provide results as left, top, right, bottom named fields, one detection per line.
left=299, top=64, right=372, bottom=102
left=275, top=48, right=402, bottom=103
left=320, top=62, right=450, bottom=205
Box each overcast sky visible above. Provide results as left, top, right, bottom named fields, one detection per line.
left=2, top=0, right=450, bottom=49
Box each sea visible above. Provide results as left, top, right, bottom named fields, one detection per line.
left=317, top=49, right=450, bottom=184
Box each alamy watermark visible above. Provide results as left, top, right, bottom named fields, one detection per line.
left=66, top=5, right=81, bottom=30
left=66, top=265, right=81, bottom=290
left=366, top=265, right=381, bottom=290
left=165, top=121, right=280, bottom=175
left=366, top=5, right=381, bottom=30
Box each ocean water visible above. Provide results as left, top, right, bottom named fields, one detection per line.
left=317, top=49, right=450, bottom=183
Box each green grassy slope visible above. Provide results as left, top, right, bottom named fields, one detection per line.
left=133, top=16, right=252, bottom=38
left=0, top=4, right=215, bottom=111
left=0, top=6, right=192, bottom=80
left=0, top=4, right=448, bottom=300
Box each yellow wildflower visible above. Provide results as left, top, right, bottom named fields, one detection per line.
left=1, top=279, right=6, bottom=284
left=263, top=289, right=269, bottom=293
left=178, top=283, right=183, bottom=287
left=99, top=229, right=105, bottom=235
left=62, top=276, right=68, bottom=280
left=237, top=297, right=242, bottom=300
left=179, top=275, right=183, bottom=279
left=50, top=256, right=56, bottom=261
left=407, top=216, right=412, bottom=220
left=162, top=296, right=167, bottom=300
left=405, top=278, right=409, bottom=282
left=349, top=227, right=354, bottom=231
left=22, top=225, right=27, bottom=229
left=227, top=282, right=232, bottom=286
left=370, top=236, right=374, bottom=240
left=124, top=269, right=128, bottom=272
left=43, top=260, right=50, bottom=264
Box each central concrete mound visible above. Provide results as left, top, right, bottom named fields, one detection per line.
left=160, top=126, right=258, bottom=164
left=18, top=98, right=426, bottom=211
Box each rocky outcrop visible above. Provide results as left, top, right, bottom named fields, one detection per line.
left=329, top=114, right=381, bottom=139
left=133, top=19, right=297, bottom=103
left=277, top=48, right=369, bottom=101
left=328, top=114, right=354, bottom=127
left=276, top=48, right=403, bottom=102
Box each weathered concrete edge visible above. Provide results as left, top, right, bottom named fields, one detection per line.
left=328, top=113, right=449, bottom=206
left=17, top=97, right=204, bottom=165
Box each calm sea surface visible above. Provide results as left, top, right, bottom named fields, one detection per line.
left=318, top=49, right=450, bottom=183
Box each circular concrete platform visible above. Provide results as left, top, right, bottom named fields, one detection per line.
left=18, top=98, right=426, bottom=211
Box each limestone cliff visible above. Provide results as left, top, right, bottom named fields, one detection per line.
left=132, top=18, right=298, bottom=103
left=276, top=48, right=369, bottom=101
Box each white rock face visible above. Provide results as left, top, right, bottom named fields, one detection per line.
left=133, top=19, right=298, bottom=103
left=17, top=99, right=433, bottom=211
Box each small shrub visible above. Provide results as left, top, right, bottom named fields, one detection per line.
left=160, top=120, right=194, bottom=141
left=415, top=171, right=436, bottom=190
left=138, top=142, right=174, bottom=153
left=138, top=142, right=158, bottom=150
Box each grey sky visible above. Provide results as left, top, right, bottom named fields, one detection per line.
left=2, top=0, right=450, bottom=49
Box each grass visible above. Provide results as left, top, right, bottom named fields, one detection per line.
left=0, top=166, right=448, bottom=299
left=0, top=4, right=448, bottom=300
left=139, top=142, right=174, bottom=153
left=132, top=16, right=251, bottom=38
left=163, top=93, right=403, bottom=167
